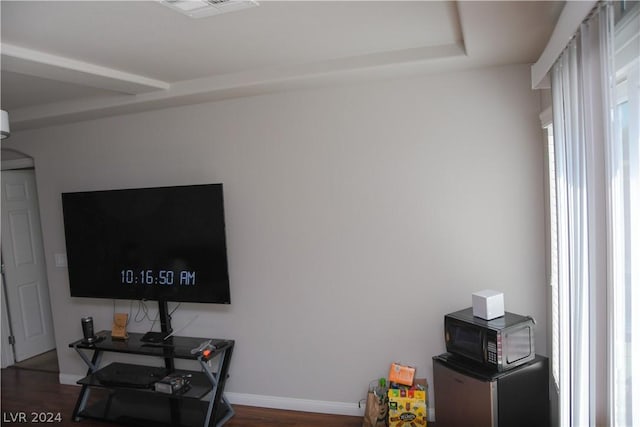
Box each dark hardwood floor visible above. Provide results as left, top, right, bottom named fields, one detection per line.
left=1, top=367, right=363, bottom=426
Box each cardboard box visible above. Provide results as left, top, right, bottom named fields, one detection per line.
left=388, top=388, right=427, bottom=427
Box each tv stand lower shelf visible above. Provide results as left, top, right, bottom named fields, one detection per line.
left=69, top=331, right=234, bottom=427
left=75, top=389, right=227, bottom=427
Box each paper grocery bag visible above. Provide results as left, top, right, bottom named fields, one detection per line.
left=362, top=389, right=388, bottom=427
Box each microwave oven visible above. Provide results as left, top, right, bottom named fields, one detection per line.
left=444, top=307, right=535, bottom=371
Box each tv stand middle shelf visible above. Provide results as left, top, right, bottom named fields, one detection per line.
left=69, top=331, right=234, bottom=427
left=77, top=362, right=213, bottom=399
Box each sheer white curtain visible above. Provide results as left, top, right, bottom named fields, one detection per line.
left=549, top=1, right=640, bottom=425
left=550, top=3, right=612, bottom=426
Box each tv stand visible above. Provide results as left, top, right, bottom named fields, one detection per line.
left=69, top=331, right=234, bottom=427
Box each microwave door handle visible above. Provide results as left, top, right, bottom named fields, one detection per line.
left=482, top=332, right=488, bottom=362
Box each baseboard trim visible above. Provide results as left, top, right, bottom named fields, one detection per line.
left=226, top=392, right=436, bottom=421
left=59, top=373, right=83, bottom=386
left=225, top=392, right=365, bottom=417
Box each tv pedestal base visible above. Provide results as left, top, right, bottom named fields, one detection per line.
left=69, top=331, right=234, bottom=427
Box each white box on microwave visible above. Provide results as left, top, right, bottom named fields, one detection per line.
left=472, top=290, right=504, bottom=320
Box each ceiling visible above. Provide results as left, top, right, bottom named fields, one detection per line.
left=0, top=1, right=563, bottom=132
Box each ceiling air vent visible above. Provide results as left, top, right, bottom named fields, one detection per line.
left=161, top=0, right=258, bottom=19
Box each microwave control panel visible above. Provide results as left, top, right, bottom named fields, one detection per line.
left=487, top=340, right=497, bottom=364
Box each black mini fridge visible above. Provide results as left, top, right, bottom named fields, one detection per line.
left=432, top=353, right=550, bottom=427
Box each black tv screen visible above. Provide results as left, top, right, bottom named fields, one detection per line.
left=61, top=184, right=230, bottom=304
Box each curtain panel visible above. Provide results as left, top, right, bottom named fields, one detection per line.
left=550, top=3, right=613, bottom=426
left=549, top=1, right=639, bottom=425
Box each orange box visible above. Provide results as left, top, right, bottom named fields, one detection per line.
left=389, top=362, right=416, bottom=386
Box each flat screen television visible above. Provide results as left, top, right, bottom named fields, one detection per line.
left=61, top=183, right=230, bottom=305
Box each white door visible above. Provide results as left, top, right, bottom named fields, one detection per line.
left=1, top=169, right=56, bottom=361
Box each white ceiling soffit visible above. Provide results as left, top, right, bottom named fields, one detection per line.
left=0, top=1, right=560, bottom=131
left=2, top=44, right=170, bottom=94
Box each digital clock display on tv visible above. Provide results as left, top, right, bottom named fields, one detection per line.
left=120, top=269, right=196, bottom=286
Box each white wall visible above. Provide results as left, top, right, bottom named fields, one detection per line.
left=3, top=63, right=546, bottom=415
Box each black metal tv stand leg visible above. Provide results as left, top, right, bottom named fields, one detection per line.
left=199, top=344, right=234, bottom=427
left=71, top=347, right=103, bottom=421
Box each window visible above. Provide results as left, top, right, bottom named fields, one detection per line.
left=544, top=123, right=560, bottom=392
left=610, top=4, right=639, bottom=424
